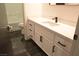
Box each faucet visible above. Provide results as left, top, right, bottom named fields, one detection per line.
left=52, top=17, right=58, bottom=23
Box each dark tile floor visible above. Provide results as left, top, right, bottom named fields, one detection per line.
left=11, top=31, right=47, bottom=56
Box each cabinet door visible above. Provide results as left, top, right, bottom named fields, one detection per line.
left=42, top=36, right=54, bottom=56
left=53, top=45, right=70, bottom=56
left=54, top=35, right=72, bottom=54
left=35, top=32, right=43, bottom=48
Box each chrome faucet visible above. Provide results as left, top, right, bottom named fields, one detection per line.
left=52, top=17, right=58, bottom=23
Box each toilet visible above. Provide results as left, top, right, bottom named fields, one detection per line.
left=18, top=23, right=25, bottom=41
left=18, top=23, right=24, bottom=35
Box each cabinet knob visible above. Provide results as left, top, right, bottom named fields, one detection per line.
left=40, top=36, right=43, bottom=42
left=30, top=35, right=33, bottom=37
left=52, top=45, right=55, bottom=53
left=29, top=24, right=32, bottom=26
left=74, top=34, right=78, bottom=40
left=29, top=29, right=32, bottom=31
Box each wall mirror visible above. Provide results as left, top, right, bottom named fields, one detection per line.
left=49, top=3, right=79, bottom=5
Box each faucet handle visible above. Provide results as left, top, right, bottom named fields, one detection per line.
left=52, top=17, right=58, bottom=23
left=52, top=17, right=55, bottom=20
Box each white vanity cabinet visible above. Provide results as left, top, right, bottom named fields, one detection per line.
left=27, top=19, right=35, bottom=40
left=27, top=18, right=73, bottom=56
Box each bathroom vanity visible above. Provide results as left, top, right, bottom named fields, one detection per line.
left=26, top=17, right=75, bottom=56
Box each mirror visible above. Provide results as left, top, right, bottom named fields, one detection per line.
left=49, top=3, right=79, bottom=5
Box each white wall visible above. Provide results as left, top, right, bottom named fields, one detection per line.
left=0, top=4, right=8, bottom=26
left=26, top=3, right=42, bottom=17
left=5, top=3, right=24, bottom=24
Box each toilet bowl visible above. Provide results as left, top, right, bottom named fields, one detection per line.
left=18, top=23, right=24, bottom=35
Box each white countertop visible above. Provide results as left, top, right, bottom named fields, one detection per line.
left=28, top=17, right=76, bottom=40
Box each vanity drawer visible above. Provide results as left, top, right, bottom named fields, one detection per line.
left=55, top=35, right=72, bottom=53
left=27, top=29, right=34, bottom=39
left=27, top=19, right=35, bottom=40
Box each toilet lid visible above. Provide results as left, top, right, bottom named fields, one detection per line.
left=18, top=23, right=24, bottom=28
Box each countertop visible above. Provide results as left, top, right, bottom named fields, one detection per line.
left=28, top=17, right=76, bottom=40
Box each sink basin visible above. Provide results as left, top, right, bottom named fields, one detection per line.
left=41, top=21, right=59, bottom=26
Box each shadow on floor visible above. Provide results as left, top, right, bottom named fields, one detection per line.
left=25, top=39, right=47, bottom=56
left=11, top=31, right=47, bottom=56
